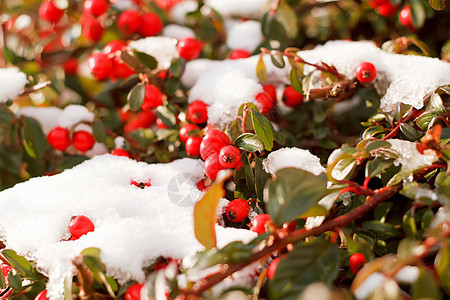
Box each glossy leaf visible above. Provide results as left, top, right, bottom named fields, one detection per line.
left=412, top=268, right=442, bottom=299
left=399, top=123, right=419, bottom=141
left=428, top=0, right=445, bottom=10
left=235, top=133, right=264, bottom=152
left=251, top=110, right=274, bottom=150
left=2, top=249, right=34, bottom=278
left=256, top=54, right=267, bottom=83
left=128, top=83, right=145, bottom=111
left=276, top=0, right=298, bottom=39
left=169, top=57, right=186, bottom=78
left=21, top=117, right=45, bottom=159
left=254, top=157, right=270, bottom=202
left=289, top=67, right=303, bottom=94
left=0, top=268, right=6, bottom=289
left=8, top=272, right=22, bottom=291
left=134, top=51, right=157, bottom=70
left=270, top=51, right=285, bottom=68
left=91, top=120, right=107, bottom=143
left=435, top=245, right=450, bottom=294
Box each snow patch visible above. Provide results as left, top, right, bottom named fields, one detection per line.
left=263, top=147, right=325, bottom=176
left=0, top=68, right=28, bottom=103
left=129, top=37, right=179, bottom=71
left=226, top=20, right=263, bottom=53
left=205, top=0, right=267, bottom=18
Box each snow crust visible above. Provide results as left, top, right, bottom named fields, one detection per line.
left=0, top=68, right=28, bottom=103
left=0, top=155, right=255, bottom=299
left=226, top=20, right=263, bottom=53
left=263, top=147, right=325, bottom=176
left=205, top=0, right=267, bottom=18
left=129, top=37, right=179, bottom=71
left=387, top=139, right=438, bottom=173
left=162, top=24, right=195, bottom=40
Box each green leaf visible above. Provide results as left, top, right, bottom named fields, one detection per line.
left=254, top=157, right=270, bottom=202
left=428, top=0, right=445, bottom=10
left=365, top=157, right=394, bottom=178
left=169, top=57, right=186, bottom=78
left=235, top=133, right=264, bottom=152
left=435, top=171, right=450, bottom=205
left=81, top=248, right=118, bottom=297
left=241, top=152, right=256, bottom=195
left=435, top=245, right=450, bottom=294
left=264, top=168, right=328, bottom=225
left=0, top=107, right=13, bottom=124
left=8, top=272, right=22, bottom=291
left=360, top=221, right=402, bottom=240
left=0, top=266, right=6, bottom=289
left=289, top=67, right=303, bottom=94
left=269, top=239, right=339, bottom=300
left=2, top=250, right=34, bottom=278
left=0, top=146, right=22, bottom=175
left=251, top=110, right=275, bottom=150
left=194, top=177, right=226, bottom=249
left=276, top=0, right=298, bottom=39
left=412, top=268, right=442, bottom=299
left=128, top=83, right=146, bottom=111
left=270, top=51, right=285, bottom=68
left=410, top=0, right=426, bottom=27
left=299, top=204, right=329, bottom=218
left=57, top=155, right=88, bottom=171
left=256, top=54, right=267, bottom=83
left=365, top=140, right=391, bottom=152
left=399, top=123, right=419, bottom=141
left=156, top=106, right=177, bottom=127
left=229, top=118, right=243, bottom=143
left=134, top=51, right=158, bottom=70
left=21, top=117, right=46, bottom=159
left=91, top=120, right=107, bottom=143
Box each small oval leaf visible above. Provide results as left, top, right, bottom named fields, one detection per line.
left=128, top=83, right=145, bottom=111
left=235, top=133, right=265, bottom=152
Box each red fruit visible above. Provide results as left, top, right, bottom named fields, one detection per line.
left=124, top=110, right=157, bottom=132
left=283, top=220, right=296, bottom=232
left=118, top=10, right=142, bottom=35
left=39, top=0, right=64, bottom=24
left=34, top=290, right=49, bottom=300
left=112, top=149, right=130, bottom=157
left=63, top=58, right=78, bottom=75
left=267, top=257, right=280, bottom=279
left=200, top=129, right=231, bottom=160
left=83, top=0, right=110, bottom=17
left=377, top=2, right=399, bottom=17
left=367, top=0, right=389, bottom=9
left=230, top=49, right=251, bottom=60
left=196, top=179, right=207, bottom=191
left=154, top=0, right=181, bottom=10
left=88, top=52, right=113, bottom=80
left=72, top=130, right=96, bottom=152
left=139, top=12, right=163, bottom=37
left=125, top=283, right=144, bottom=300
left=282, top=86, right=303, bottom=107
left=356, top=62, right=377, bottom=83
left=1, top=262, right=12, bottom=282
left=349, top=253, right=366, bottom=274
left=69, top=215, right=95, bottom=239
left=204, top=128, right=231, bottom=144
left=255, top=92, right=274, bottom=115
left=399, top=5, right=412, bottom=27
left=177, top=37, right=203, bottom=61
left=154, top=257, right=174, bottom=270
left=130, top=179, right=151, bottom=188
left=142, top=84, right=163, bottom=110
left=156, top=118, right=169, bottom=129
left=104, top=40, right=126, bottom=54
left=250, top=214, right=272, bottom=235
left=47, top=126, right=71, bottom=151
left=185, top=136, right=202, bottom=156
left=219, top=145, right=241, bottom=169
left=187, top=100, right=208, bottom=124
left=112, top=56, right=135, bottom=79
left=81, top=15, right=104, bottom=42
left=204, top=153, right=223, bottom=180
left=179, top=124, right=200, bottom=143
left=263, top=84, right=277, bottom=102
left=225, top=199, right=250, bottom=222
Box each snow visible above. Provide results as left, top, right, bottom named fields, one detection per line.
left=169, top=1, right=198, bottom=24
left=16, top=106, right=63, bottom=134
left=0, top=68, right=28, bottom=103
left=386, top=139, right=438, bottom=173
left=300, top=41, right=450, bottom=111
left=58, top=105, right=95, bottom=128
left=129, top=37, right=179, bottom=71
left=353, top=272, right=387, bottom=300
left=162, top=24, right=195, bottom=40
left=263, top=147, right=325, bottom=176
left=205, top=0, right=267, bottom=18
left=394, top=266, right=420, bottom=284
left=0, top=155, right=255, bottom=299
left=226, top=20, right=263, bottom=53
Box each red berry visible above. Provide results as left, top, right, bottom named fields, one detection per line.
left=104, top=40, right=126, bottom=54
left=81, top=15, right=104, bottom=42
left=34, top=290, right=49, bottom=300
left=283, top=220, right=296, bottom=232
left=179, top=123, right=200, bottom=143
left=196, top=179, right=207, bottom=191
left=72, top=130, right=96, bottom=152
left=263, top=84, right=277, bottom=102
left=88, top=52, right=113, bottom=80
left=112, top=149, right=130, bottom=157
left=187, top=100, right=208, bottom=124
left=204, top=153, right=223, bottom=180
left=177, top=37, right=203, bottom=61
left=39, top=0, right=64, bottom=24
left=118, top=10, right=142, bottom=35
left=69, top=215, right=95, bottom=239
left=230, top=49, right=251, bottom=60
left=367, top=0, right=389, bottom=9
left=267, top=257, right=280, bottom=279
left=156, top=118, right=169, bottom=129
left=250, top=214, right=271, bottom=235
left=1, top=262, right=12, bottom=282
left=185, top=136, right=202, bottom=156
left=142, top=84, right=163, bottom=110
left=349, top=253, right=366, bottom=274
left=47, top=126, right=71, bottom=151
left=154, top=257, right=174, bottom=270
left=200, top=129, right=231, bottom=160
left=124, top=110, right=157, bottom=132
left=399, top=5, right=412, bottom=27
left=255, top=92, right=274, bottom=115
left=112, top=56, right=135, bottom=79
left=376, top=2, right=399, bottom=17
left=225, top=199, right=250, bottom=222
left=219, top=145, right=241, bottom=169
left=130, top=179, right=151, bottom=188
left=139, top=12, right=163, bottom=37
left=125, top=283, right=143, bottom=300
left=63, top=58, right=78, bottom=75
left=204, top=128, right=231, bottom=144
left=356, top=62, right=377, bottom=83
left=83, top=0, right=110, bottom=17
left=282, top=86, right=303, bottom=107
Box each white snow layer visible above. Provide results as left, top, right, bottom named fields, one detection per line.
left=263, top=147, right=325, bottom=176
left=205, top=0, right=267, bottom=18
left=0, top=155, right=255, bottom=299
left=226, top=20, right=263, bottom=53
left=129, top=37, right=179, bottom=71
left=387, top=139, right=438, bottom=173
left=0, top=68, right=28, bottom=102
left=300, top=41, right=450, bottom=111
left=162, top=24, right=196, bottom=40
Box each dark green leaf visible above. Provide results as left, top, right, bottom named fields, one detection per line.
left=435, top=171, right=450, bottom=205
left=365, top=140, right=391, bottom=152
left=427, top=0, right=445, bottom=10
left=289, top=67, right=303, bottom=94
left=412, top=268, right=442, bottom=299
left=0, top=107, right=13, bottom=124
left=399, top=123, right=419, bottom=141
left=57, top=155, right=88, bottom=171
left=269, top=239, right=339, bottom=300
left=169, top=57, right=186, bottom=78
left=256, top=55, right=267, bottom=83
left=0, top=146, right=22, bottom=175
left=156, top=106, right=177, bottom=127
left=365, top=157, right=394, bottom=178
left=270, top=51, right=285, bottom=68
left=264, top=168, right=328, bottom=225
left=229, top=119, right=243, bottom=143
left=251, top=110, right=275, bottom=151
left=0, top=267, right=6, bottom=289
left=128, top=83, right=146, bottom=111
left=134, top=51, right=157, bottom=70
left=435, top=245, right=450, bottom=294
left=130, top=129, right=155, bottom=148
left=21, top=117, right=46, bottom=159
left=360, top=221, right=402, bottom=240
left=254, top=157, right=270, bottom=202
left=8, top=272, right=22, bottom=291
left=91, top=120, right=107, bottom=143
left=416, top=111, right=441, bottom=131
left=2, top=250, right=34, bottom=278
left=235, top=133, right=264, bottom=152
left=410, top=0, right=426, bottom=27
left=241, top=152, right=256, bottom=195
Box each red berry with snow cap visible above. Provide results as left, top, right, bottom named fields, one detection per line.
left=226, top=199, right=250, bottom=222
left=47, top=126, right=71, bottom=151
left=112, top=149, right=130, bottom=157
left=177, top=37, right=203, bottom=61
left=204, top=153, right=223, bottom=180
left=104, top=40, right=126, bottom=54
left=69, top=215, right=95, bottom=239
left=118, top=10, right=142, bottom=35
left=356, top=62, right=377, bottom=83
left=188, top=100, right=208, bottom=124
left=219, top=145, right=241, bottom=169
left=83, top=0, right=109, bottom=17
left=282, top=86, right=303, bottom=107
left=39, top=0, right=64, bottom=24
left=88, top=52, right=113, bottom=80
left=139, top=12, right=163, bottom=37
left=349, top=253, right=366, bottom=274
left=250, top=214, right=272, bottom=235
left=125, top=283, right=143, bottom=300
left=179, top=123, right=200, bottom=143
left=255, top=92, right=274, bottom=115
left=72, top=130, right=96, bottom=152
left=142, top=84, right=163, bottom=110
left=185, top=136, right=202, bottom=156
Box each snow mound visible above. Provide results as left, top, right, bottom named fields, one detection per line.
left=162, top=24, right=195, bottom=40
left=263, top=147, right=325, bottom=176
left=205, top=0, right=267, bottom=18
left=300, top=40, right=450, bottom=111
left=387, top=139, right=438, bottom=173
left=0, top=155, right=255, bottom=299
left=129, top=37, right=179, bottom=71
left=0, top=68, right=28, bottom=103
left=226, top=20, right=263, bottom=53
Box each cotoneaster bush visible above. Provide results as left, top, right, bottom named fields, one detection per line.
left=0, top=0, right=449, bottom=300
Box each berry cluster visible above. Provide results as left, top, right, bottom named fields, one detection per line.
left=47, top=126, right=96, bottom=153
left=118, top=10, right=163, bottom=37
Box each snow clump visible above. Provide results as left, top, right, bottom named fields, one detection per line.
left=263, top=147, right=326, bottom=176
left=0, top=68, right=28, bottom=103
